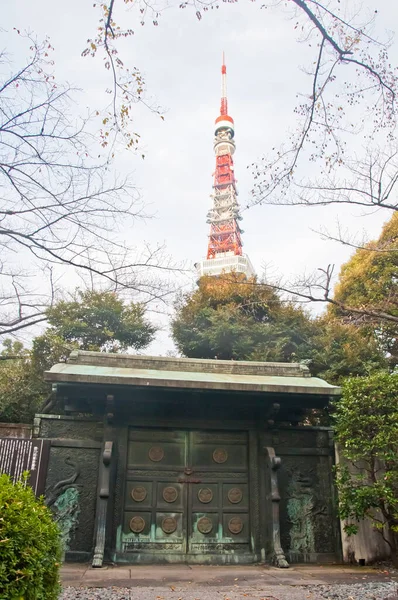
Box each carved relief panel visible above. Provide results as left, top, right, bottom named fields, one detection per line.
left=277, top=453, right=337, bottom=562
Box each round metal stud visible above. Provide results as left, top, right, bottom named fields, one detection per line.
left=197, top=516, right=213, bottom=534
left=131, top=486, right=147, bottom=502
left=129, top=515, right=145, bottom=533
left=163, top=486, right=178, bottom=503
left=212, top=448, right=228, bottom=464
left=149, top=446, right=164, bottom=462
left=162, top=516, right=177, bottom=534
left=228, top=487, right=243, bottom=504
left=198, top=487, right=213, bottom=504
left=228, top=517, right=243, bottom=535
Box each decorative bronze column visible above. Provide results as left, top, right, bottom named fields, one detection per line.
left=92, top=394, right=116, bottom=568
left=92, top=441, right=114, bottom=567
left=265, top=446, right=289, bottom=568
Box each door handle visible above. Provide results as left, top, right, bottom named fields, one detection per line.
left=178, top=477, right=201, bottom=484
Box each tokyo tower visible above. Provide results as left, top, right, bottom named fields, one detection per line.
left=195, top=55, right=254, bottom=278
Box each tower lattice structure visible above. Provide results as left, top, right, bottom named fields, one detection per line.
left=195, top=56, right=254, bottom=279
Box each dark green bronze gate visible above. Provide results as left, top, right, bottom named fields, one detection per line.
left=121, top=428, right=252, bottom=562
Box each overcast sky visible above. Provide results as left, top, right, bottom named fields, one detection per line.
left=3, top=0, right=398, bottom=354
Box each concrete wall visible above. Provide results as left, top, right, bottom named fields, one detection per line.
left=0, top=422, right=32, bottom=438
left=335, top=445, right=391, bottom=564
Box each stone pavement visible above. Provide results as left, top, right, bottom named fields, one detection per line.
left=61, top=564, right=397, bottom=589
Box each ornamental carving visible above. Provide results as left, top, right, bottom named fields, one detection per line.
left=283, top=462, right=331, bottom=555
left=198, top=487, right=213, bottom=503
left=131, top=486, right=147, bottom=502
left=197, top=516, right=213, bottom=534
left=228, top=517, right=243, bottom=535
left=212, top=448, right=228, bottom=464
left=149, top=446, right=164, bottom=462
left=228, top=487, right=243, bottom=504
left=163, top=486, right=178, bottom=503
left=129, top=516, right=146, bottom=533
left=161, top=516, right=177, bottom=534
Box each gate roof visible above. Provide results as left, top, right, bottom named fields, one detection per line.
left=45, top=351, right=340, bottom=398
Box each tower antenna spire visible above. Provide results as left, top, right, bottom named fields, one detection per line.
left=221, top=52, right=228, bottom=116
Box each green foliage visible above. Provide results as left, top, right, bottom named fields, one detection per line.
left=46, top=290, right=156, bottom=352
left=334, top=213, right=398, bottom=316
left=171, top=274, right=386, bottom=384
left=31, top=331, right=76, bottom=375
left=0, top=474, right=61, bottom=599
left=0, top=341, right=46, bottom=423
left=308, top=319, right=388, bottom=384
left=0, top=335, right=72, bottom=423
left=332, top=212, right=398, bottom=367
left=0, top=290, right=157, bottom=423
left=172, top=274, right=313, bottom=361
left=334, top=372, right=398, bottom=559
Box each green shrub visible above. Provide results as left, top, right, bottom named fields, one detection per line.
left=334, top=372, right=398, bottom=564
left=0, top=473, right=61, bottom=599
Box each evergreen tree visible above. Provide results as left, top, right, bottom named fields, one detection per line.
left=172, top=273, right=386, bottom=383
left=44, top=290, right=156, bottom=353
left=0, top=290, right=156, bottom=422
left=335, top=372, right=398, bottom=565
left=331, top=212, right=398, bottom=368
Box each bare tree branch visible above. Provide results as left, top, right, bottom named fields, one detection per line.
left=0, top=33, right=183, bottom=337
left=270, top=146, right=398, bottom=213
left=262, top=264, right=398, bottom=324
left=83, top=0, right=396, bottom=175
left=291, top=0, right=353, bottom=58
left=248, top=0, right=397, bottom=207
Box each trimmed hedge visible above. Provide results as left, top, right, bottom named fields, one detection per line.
left=0, top=473, right=61, bottom=599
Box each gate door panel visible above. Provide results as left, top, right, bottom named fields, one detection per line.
left=122, top=429, right=187, bottom=555
left=188, top=431, right=250, bottom=555
left=121, top=428, right=251, bottom=559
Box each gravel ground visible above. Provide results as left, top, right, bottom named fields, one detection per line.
left=60, top=581, right=398, bottom=600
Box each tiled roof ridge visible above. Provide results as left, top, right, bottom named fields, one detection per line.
left=67, top=350, right=311, bottom=378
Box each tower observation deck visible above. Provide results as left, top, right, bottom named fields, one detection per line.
left=195, top=56, right=254, bottom=279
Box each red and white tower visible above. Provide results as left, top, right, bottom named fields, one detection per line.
left=196, top=55, right=254, bottom=278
